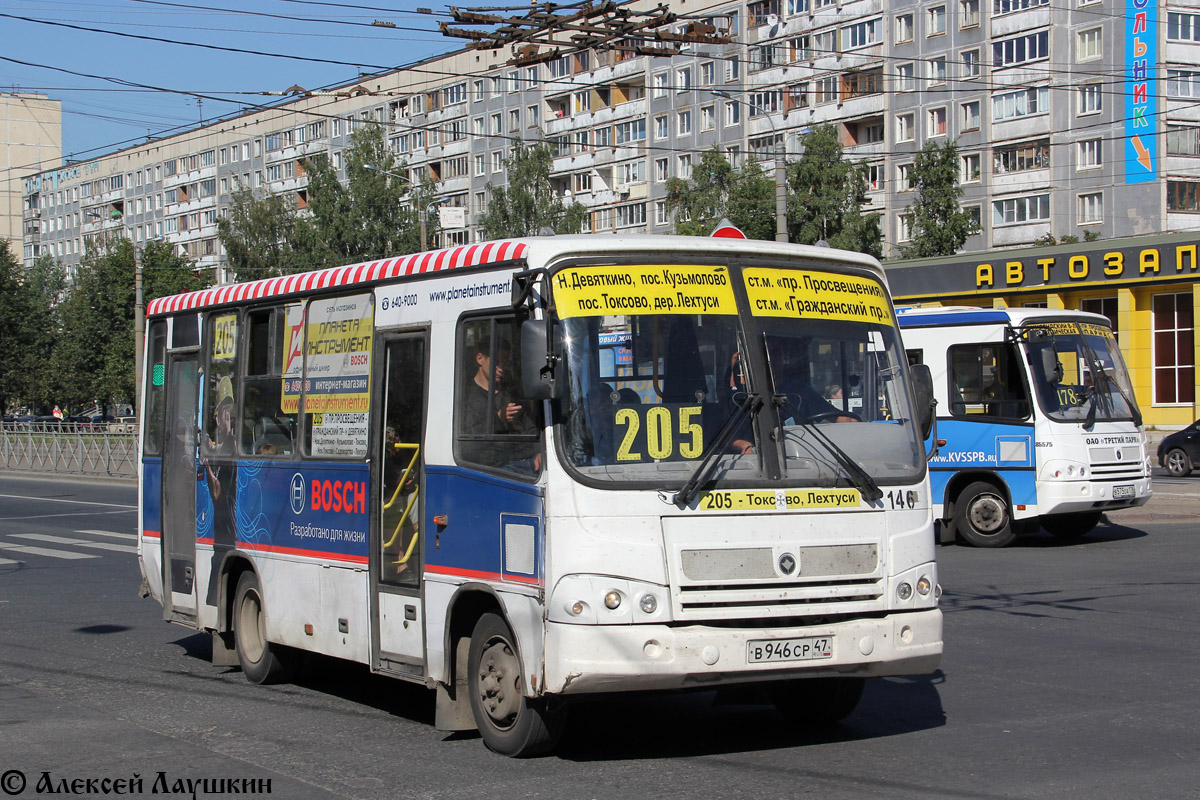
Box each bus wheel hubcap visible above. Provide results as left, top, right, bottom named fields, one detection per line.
left=478, top=640, right=521, bottom=726
left=969, top=495, right=1006, bottom=534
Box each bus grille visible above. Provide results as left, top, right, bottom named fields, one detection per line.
left=1088, top=445, right=1145, bottom=480
left=671, top=543, right=884, bottom=621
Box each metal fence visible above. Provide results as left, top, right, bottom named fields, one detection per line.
left=0, top=423, right=139, bottom=479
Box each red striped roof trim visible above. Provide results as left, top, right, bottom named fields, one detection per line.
left=146, top=240, right=529, bottom=316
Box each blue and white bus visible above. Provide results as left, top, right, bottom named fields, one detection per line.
left=897, top=306, right=1151, bottom=547
left=137, top=235, right=942, bottom=756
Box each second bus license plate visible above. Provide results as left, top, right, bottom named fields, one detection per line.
left=747, top=636, right=833, bottom=664
left=1113, top=484, right=1134, bottom=500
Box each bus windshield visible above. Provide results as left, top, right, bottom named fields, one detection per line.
left=553, top=262, right=924, bottom=486
left=1023, top=321, right=1140, bottom=423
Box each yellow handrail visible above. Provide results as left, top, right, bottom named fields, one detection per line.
left=381, top=443, right=420, bottom=565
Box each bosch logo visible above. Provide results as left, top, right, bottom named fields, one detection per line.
left=290, top=473, right=306, bottom=514
left=778, top=552, right=798, bottom=576
left=311, top=479, right=367, bottom=514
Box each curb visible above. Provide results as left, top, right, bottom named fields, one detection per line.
left=0, top=469, right=136, bottom=486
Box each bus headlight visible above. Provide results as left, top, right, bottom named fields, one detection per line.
left=639, top=594, right=658, bottom=614
left=897, top=582, right=913, bottom=600
left=549, top=575, right=671, bottom=624
left=916, top=576, right=932, bottom=596
left=604, top=591, right=622, bottom=610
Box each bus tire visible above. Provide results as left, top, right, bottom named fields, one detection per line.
left=467, top=612, right=565, bottom=757
left=954, top=481, right=1015, bottom=548
left=1164, top=448, right=1192, bottom=477
left=769, top=677, right=866, bottom=724
left=233, top=572, right=296, bottom=685
left=1042, top=511, right=1102, bottom=540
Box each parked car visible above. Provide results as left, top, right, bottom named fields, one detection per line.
left=108, top=416, right=138, bottom=433
left=1157, top=420, right=1200, bottom=476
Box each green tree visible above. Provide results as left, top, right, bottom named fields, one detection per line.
left=787, top=125, right=882, bottom=257
left=479, top=141, right=587, bottom=239
left=665, top=148, right=775, bottom=239
left=294, top=124, right=435, bottom=268
left=217, top=185, right=298, bottom=283
left=0, top=240, right=26, bottom=411
left=900, top=139, right=980, bottom=258
left=141, top=237, right=209, bottom=304
left=0, top=246, right=65, bottom=413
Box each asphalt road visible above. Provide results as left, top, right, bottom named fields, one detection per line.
left=1, top=473, right=1198, bottom=799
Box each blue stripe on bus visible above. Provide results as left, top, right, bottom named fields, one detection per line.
left=423, top=465, right=544, bottom=582
left=928, top=418, right=1038, bottom=510
left=142, top=458, right=162, bottom=537
left=897, top=310, right=1011, bottom=328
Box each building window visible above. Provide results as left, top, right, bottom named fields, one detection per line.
left=994, top=0, right=1049, bottom=14
left=1167, top=12, right=1200, bottom=42
left=1152, top=293, right=1195, bottom=404
left=896, top=13, right=914, bottom=42
left=1168, top=180, right=1200, bottom=211
left=815, top=76, right=838, bottom=105
left=1167, top=70, right=1200, bottom=98
left=1076, top=27, right=1102, bottom=61
left=897, top=213, right=913, bottom=242
left=789, top=35, right=811, bottom=61
left=865, top=162, right=884, bottom=191
left=655, top=200, right=669, bottom=226
left=897, top=62, right=915, bottom=91
left=725, top=56, right=740, bottom=82
left=655, top=114, right=668, bottom=139
left=896, top=113, right=915, bottom=142
left=994, top=86, right=1050, bottom=121
left=897, top=162, right=913, bottom=192
left=701, top=105, right=715, bottom=131
left=1077, top=192, right=1103, bottom=224
left=1167, top=126, right=1200, bottom=155
left=994, top=31, right=1049, bottom=68
left=677, top=110, right=692, bottom=135
left=961, top=100, right=981, bottom=131
left=960, top=0, right=980, bottom=27
left=1077, top=139, right=1102, bottom=170
left=961, top=49, right=981, bottom=79
left=724, top=101, right=741, bottom=126
left=678, top=155, right=692, bottom=180
left=928, top=106, right=948, bottom=137
left=676, top=66, right=692, bottom=91
left=841, top=67, right=883, bottom=99
left=961, top=153, right=982, bottom=182
left=1077, top=83, right=1104, bottom=114
left=1081, top=297, right=1118, bottom=336
left=929, top=57, right=947, bottom=84
left=655, top=158, right=668, bottom=182
left=992, top=193, right=1050, bottom=225
left=652, top=72, right=668, bottom=97
left=841, top=18, right=882, bottom=50
left=927, top=6, right=947, bottom=35
left=994, top=139, right=1050, bottom=173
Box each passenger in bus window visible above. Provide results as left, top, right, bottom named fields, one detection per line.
left=201, top=375, right=237, bottom=605
left=462, top=335, right=542, bottom=474
left=766, top=338, right=856, bottom=424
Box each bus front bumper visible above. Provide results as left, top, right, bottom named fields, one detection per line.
left=542, top=608, right=942, bottom=696
left=1038, top=477, right=1152, bottom=516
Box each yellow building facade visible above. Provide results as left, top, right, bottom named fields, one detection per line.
left=884, top=233, right=1200, bottom=431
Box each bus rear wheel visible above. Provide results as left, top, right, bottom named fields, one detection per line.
left=954, top=481, right=1015, bottom=548
left=467, top=612, right=565, bottom=757
left=769, top=677, right=866, bottom=724
left=1042, top=511, right=1103, bottom=540
left=233, top=572, right=297, bottom=685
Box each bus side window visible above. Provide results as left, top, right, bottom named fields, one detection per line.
left=948, top=343, right=1030, bottom=420
left=240, top=306, right=296, bottom=456
left=455, top=316, right=544, bottom=478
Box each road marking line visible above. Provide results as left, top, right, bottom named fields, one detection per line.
left=0, top=542, right=97, bottom=559
left=0, top=557, right=21, bottom=565
left=0, top=493, right=135, bottom=509
left=11, top=533, right=136, bottom=553
left=74, top=529, right=137, bottom=540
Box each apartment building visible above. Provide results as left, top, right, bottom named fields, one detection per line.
left=2, top=91, right=61, bottom=249
left=19, top=0, right=1200, bottom=274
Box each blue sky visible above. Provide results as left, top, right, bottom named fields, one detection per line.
left=0, top=1, right=463, bottom=166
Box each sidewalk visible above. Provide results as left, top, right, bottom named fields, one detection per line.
left=1105, top=479, right=1200, bottom=524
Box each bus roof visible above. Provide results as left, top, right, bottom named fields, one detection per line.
left=894, top=305, right=1112, bottom=329
left=147, top=235, right=886, bottom=317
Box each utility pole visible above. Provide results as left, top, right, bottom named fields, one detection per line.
left=134, top=246, right=144, bottom=413
left=715, top=91, right=788, bottom=242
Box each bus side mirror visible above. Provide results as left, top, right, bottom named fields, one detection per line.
left=1041, top=350, right=1062, bottom=383
left=910, top=363, right=936, bottom=440
left=521, top=318, right=560, bottom=401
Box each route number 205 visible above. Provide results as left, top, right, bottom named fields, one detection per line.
left=615, top=405, right=704, bottom=462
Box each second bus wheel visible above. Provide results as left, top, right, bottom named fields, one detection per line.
left=769, top=677, right=866, bottom=725
left=467, top=612, right=566, bottom=757
left=233, top=571, right=298, bottom=685
left=954, top=481, right=1015, bottom=548
left=1041, top=511, right=1103, bottom=540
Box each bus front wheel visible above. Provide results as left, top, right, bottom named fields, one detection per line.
left=769, top=677, right=866, bottom=724
left=1042, top=511, right=1102, bottom=540
left=954, top=482, right=1015, bottom=548
left=233, top=572, right=296, bottom=685
left=467, top=612, right=566, bottom=757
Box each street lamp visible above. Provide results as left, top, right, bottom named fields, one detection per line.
left=714, top=90, right=787, bottom=243
left=363, top=163, right=442, bottom=251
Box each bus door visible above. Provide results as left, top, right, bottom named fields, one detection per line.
left=371, top=333, right=428, bottom=676
left=161, top=353, right=199, bottom=623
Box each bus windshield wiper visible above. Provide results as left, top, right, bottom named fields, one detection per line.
left=1076, top=327, right=1141, bottom=429
left=672, top=392, right=762, bottom=507
left=762, top=335, right=882, bottom=502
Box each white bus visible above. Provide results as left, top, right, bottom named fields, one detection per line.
left=137, top=235, right=942, bottom=756
left=897, top=306, right=1152, bottom=548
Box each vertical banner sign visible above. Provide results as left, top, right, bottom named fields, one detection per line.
left=280, top=303, right=305, bottom=414
left=1126, top=0, right=1158, bottom=184
left=303, top=294, right=373, bottom=458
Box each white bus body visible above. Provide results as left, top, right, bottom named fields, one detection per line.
left=137, top=236, right=942, bottom=755
left=897, top=306, right=1151, bottom=547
